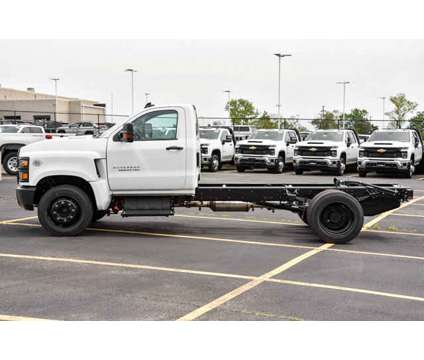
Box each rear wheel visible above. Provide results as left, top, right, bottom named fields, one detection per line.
left=2, top=151, right=19, bottom=176
left=307, top=190, right=363, bottom=244
left=38, top=185, right=93, bottom=236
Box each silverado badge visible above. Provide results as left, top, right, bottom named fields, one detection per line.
left=377, top=148, right=386, bottom=153
left=249, top=146, right=257, bottom=150
left=310, top=147, right=317, bottom=151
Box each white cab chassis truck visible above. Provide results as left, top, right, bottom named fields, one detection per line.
left=234, top=129, right=299, bottom=173
left=16, top=105, right=412, bottom=244
left=357, top=129, right=423, bottom=178
left=294, top=129, right=360, bottom=176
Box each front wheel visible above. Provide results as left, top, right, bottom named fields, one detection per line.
left=271, top=155, right=285, bottom=173
left=307, top=189, right=364, bottom=244
left=2, top=151, right=19, bottom=176
left=358, top=169, right=367, bottom=177
left=404, top=163, right=415, bottom=178
left=38, top=185, right=94, bottom=236
left=295, top=168, right=303, bottom=175
left=336, top=157, right=346, bottom=176
left=209, top=154, right=220, bottom=172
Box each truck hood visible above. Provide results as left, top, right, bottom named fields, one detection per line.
left=19, top=136, right=108, bottom=158
left=237, top=139, right=280, bottom=146
left=361, top=141, right=409, bottom=148
left=296, top=140, right=343, bottom=147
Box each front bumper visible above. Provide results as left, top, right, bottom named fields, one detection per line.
left=294, top=157, right=340, bottom=171
left=357, top=158, right=411, bottom=172
left=16, top=186, right=36, bottom=211
left=234, top=155, right=278, bottom=168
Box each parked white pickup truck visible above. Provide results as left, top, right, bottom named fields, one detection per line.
left=357, top=129, right=423, bottom=178
left=235, top=129, right=299, bottom=173
left=200, top=127, right=235, bottom=172
left=233, top=125, right=256, bottom=141
left=293, top=129, right=360, bottom=176
left=0, top=124, right=46, bottom=175
left=15, top=104, right=413, bottom=244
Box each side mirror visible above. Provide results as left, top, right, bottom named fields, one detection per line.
left=347, top=140, right=351, bottom=147
left=415, top=139, right=420, bottom=148
left=121, top=123, right=134, bottom=142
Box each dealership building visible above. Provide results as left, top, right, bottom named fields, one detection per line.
left=0, top=86, right=106, bottom=124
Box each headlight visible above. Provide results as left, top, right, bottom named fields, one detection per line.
left=18, top=157, right=30, bottom=182
left=330, top=148, right=338, bottom=157
left=359, top=149, right=365, bottom=157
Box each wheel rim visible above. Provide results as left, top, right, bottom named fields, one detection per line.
left=339, top=158, right=345, bottom=174
left=212, top=157, right=219, bottom=171
left=7, top=156, right=18, bottom=173
left=49, top=197, right=81, bottom=226
left=277, top=157, right=284, bottom=172
left=320, top=203, right=353, bottom=234
left=410, top=164, right=415, bottom=176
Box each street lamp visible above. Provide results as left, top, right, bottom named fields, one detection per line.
left=379, top=96, right=386, bottom=129
left=274, top=53, right=292, bottom=129
left=336, top=81, right=350, bottom=129
left=125, top=68, right=138, bottom=114
left=224, top=90, right=231, bottom=124
left=49, top=78, right=60, bottom=99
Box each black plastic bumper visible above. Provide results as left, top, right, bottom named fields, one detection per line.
left=295, top=159, right=340, bottom=171
left=16, top=186, right=36, bottom=211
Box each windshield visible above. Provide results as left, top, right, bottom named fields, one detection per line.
left=251, top=131, right=283, bottom=141
left=368, top=131, right=410, bottom=142
left=234, top=126, right=250, bottom=132
left=200, top=129, right=220, bottom=139
left=0, top=126, right=18, bottom=133
left=306, top=131, right=344, bottom=142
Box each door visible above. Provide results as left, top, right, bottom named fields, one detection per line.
left=106, top=107, right=187, bottom=192
left=347, top=131, right=359, bottom=163
left=413, top=131, right=422, bottom=164
left=29, top=127, right=46, bottom=141
left=284, top=131, right=297, bottom=161
left=220, top=129, right=234, bottom=161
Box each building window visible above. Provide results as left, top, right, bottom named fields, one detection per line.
left=4, top=115, right=21, bottom=120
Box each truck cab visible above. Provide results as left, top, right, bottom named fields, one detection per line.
left=294, top=129, right=360, bottom=176
left=233, top=125, right=256, bottom=142
left=357, top=129, right=423, bottom=178
left=234, top=129, right=299, bottom=173
left=200, top=127, right=235, bottom=172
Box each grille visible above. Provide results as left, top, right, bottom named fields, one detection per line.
left=364, top=148, right=402, bottom=158
left=238, top=145, right=274, bottom=155
left=297, top=147, right=332, bottom=157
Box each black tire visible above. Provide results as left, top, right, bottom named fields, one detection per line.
left=270, top=155, right=285, bottom=174
left=209, top=154, right=220, bottom=172
left=92, top=210, right=107, bottom=223
left=295, top=168, right=303, bottom=175
left=236, top=166, right=245, bottom=172
left=404, top=162, right=415, bottom=178
left=307, top=189, right=363, bottom=244
left=2, top=151, right=19, bottom=176
left=358, top=169, right=367, bottom=177
left=38, top=185, right=94, bottom=236
left=336, top=156, right=346, bottom=176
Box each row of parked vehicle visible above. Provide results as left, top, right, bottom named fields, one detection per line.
left=199, top=126, right=423, bottom=178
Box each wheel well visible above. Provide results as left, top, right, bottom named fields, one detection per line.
left=278, top=151, right=285, bottom=161
left=211, top=149, right=221, bottom=159
left=340, top=152, right=346, bottom=160
left=34, top=175, right=96, bottom=207
left=1, top=144, right=24, bottom=157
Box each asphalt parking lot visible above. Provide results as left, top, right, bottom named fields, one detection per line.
left=1, top=169, right=424, bottom=320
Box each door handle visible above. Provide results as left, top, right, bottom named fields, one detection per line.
left=166, top=146, right=184, bottom=151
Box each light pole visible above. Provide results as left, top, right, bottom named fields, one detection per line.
left=336, top=81, right=350, bottom=129
left=274, top=53, right=292, bottom=129
left=224, top=90, right=231, bottom=125
left=125, top=68, right=138, bottom=114
left=379, top=96, right=386, bottom=129
left=50, top=78, right=60, bottom=99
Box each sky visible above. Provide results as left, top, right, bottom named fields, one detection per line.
left=1, top=39, right=423, bottom=121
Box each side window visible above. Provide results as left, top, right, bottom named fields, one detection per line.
left=30, top=127, right=43, bottom=134
left=221, top=130, right=229, bottom=141
left=349, top=131, right=357, bottom=144
left=289, top=131, right=298, bottom=143
left=284, top=132, right=291, bottom=142
left=132, top=110, right=178, bottom=141
left=20, top=127, right=31, bottom=133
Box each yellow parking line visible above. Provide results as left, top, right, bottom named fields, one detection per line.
left=177, top=243, right=333, bottom=321
left=270, top=279, right=424, bottom=302
left=175, top=214, right=304, bottom=227
left=392, top=213, right=424, bottom=218
left=0, top=216, right=38, bottom=224
left=4, top=221, right=424, bottom=263
left=0, top=314, right=51, bottom=321
left=362, top=195, right=424, bottom=230
left=0, top=252, right=255, bottom=282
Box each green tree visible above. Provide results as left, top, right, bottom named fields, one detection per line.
left=228, top=98, right=258, bottom=125
left=345, top=108, right=377, bottom=134
left=409, top=111, right=424, bottom=137
left=311, top=110, right=338, bottom=129
left=386, top=93, right=418, bottom=129
left=253, top=111, right=277, bottom=129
